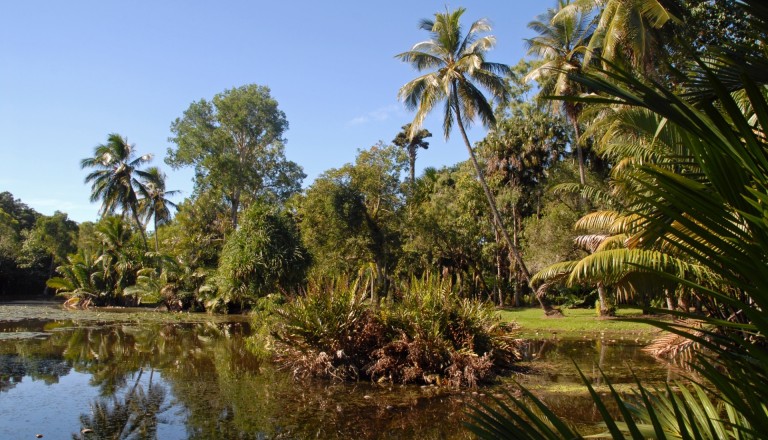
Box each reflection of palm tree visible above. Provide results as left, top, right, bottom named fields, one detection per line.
left=392, top=123, right=431, bottom=191
left=73, top=368, right=166, bottom=440
left=397, top=8, right=533, bottom=283
left=137, top=167, right=179, bottom=252
left=81, top=133, right=153, bottom=249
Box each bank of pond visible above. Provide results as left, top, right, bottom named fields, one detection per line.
left=0, top=302, right=684, bottom=439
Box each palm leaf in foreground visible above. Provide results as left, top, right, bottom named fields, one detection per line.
left=469, top=0, right=768, bottom=437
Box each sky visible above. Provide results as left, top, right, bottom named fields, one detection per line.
left=0, top=1, right=546, bottom=223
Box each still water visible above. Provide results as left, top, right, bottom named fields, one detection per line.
left=0, top=303, right=677, bottom=439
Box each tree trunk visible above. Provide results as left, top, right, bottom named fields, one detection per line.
left=664, top=288, right=676, bottom=311
left=153, top=214, right=160, bottom=253
left=409, top=146, right=417, bottom=194
left=495, top=229, right=504, bottom=306
left=230, top=190, right=241, bottom=230
left=571, top=118, right=586, bottom=186
left=453, top=100, right=532, bottom=285
left=597, top=282, right=613, bottom=316
left=44, top=255, right=55, bottom=295
left=131, top=203, right=148, bottom=250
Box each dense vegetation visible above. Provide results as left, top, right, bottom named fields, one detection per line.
left=3, top=0, right=768, bottom=432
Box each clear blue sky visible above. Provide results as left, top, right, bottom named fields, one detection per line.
left=0, top=1, right=545, bottom=223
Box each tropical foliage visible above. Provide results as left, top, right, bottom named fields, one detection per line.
left=12, top=5, right=768, bottom=436
left=469, top=0, right=768, bottom=436
left=273, top=274, right=520, bottom=387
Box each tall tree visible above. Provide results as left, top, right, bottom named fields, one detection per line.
left=553, top=0, right=679, bottom=72
left=298, top=143, right=406, bottom=302
left=166, top=84, right=305, bottom=229
left=138, top=167, right=179, bottom=252
left=525, top=0, right=595, bottom=185
left=396, top=8, right=533, bottom=284
left=392, top=123, right=431, bottom=191
left=81, top=133, right=152, bottom=249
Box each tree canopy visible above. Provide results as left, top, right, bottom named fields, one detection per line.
left=166, top=84, right=305, bottom=229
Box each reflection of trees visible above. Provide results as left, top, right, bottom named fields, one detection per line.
left=0, top=338, right=73, bottom=392
left=72, top=369, right=166, bottom=440
left=3, top=319, right=482, bottom=438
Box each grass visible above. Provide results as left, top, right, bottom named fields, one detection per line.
left=499, top=307, right=664, bottom=338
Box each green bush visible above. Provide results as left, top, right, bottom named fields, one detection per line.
left=271, top=275, right=520, bottom=387
left=213, top=202, right=310, bottom=312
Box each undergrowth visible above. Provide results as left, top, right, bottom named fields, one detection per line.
left=270, top=275, right=521, bottom=388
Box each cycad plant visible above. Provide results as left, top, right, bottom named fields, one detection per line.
left=468, top=0, right=768, bottom=437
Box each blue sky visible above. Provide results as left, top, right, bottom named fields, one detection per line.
left=0, top=1, right=545, bottom=223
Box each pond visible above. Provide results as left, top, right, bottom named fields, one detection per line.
left=0, top=302, right=681, bottom=439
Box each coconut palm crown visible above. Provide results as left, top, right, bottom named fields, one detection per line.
left=397, top=8, right=541, bottom=290
left=81, top=133, right=152, bottom=248
left=396, top=7, right=511, bottom=140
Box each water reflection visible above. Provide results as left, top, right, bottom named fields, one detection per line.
left=74, top=369, right=167, bottom=440
left=0, top=316, right=675, bottom=439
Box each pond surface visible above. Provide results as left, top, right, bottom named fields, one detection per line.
left=0, top=303, right=681, bottom=439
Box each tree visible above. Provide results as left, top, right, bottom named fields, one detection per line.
left=18, top=211, right=78, bottom=295
left=297, top=143, right=406, bottom=302
left=478, top=68, right=570, bottom=306
left=138, top=167, right=179, bottom=252
left=81, top=133, right=152, bottom=249
left=396, top=8, right=534, bottom=286
left=525, top=0, right=595, bottom=185
left=392, top=123, right=431, bottom=191
left=166, top=84, right=305, bottom=229
left=553, top=0, right=679, bottom=72
left=214, top=202, right=310, bottom=311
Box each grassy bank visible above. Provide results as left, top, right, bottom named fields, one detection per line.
left=499, top=307, right=665, bottom=339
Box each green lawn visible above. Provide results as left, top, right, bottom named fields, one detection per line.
left=499, top=307, right=665, bottom=338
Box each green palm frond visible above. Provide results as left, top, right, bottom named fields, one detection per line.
left=573, top=210, right=622, bottom=232
left=531, top=260, right=577, bottom=286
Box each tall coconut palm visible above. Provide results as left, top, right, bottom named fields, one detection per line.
left=525, top=0, right=596, bottom=185
left=553, top=0, right=679, bottom=72
left=81, top=133, right=152, bottom=249
left=396, top=7, right=535, bottom=287
left=138, top=167, right=179, bottom=252
left=392, top=123, right=431, bottom=192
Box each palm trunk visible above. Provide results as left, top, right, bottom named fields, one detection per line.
left=409, top=147, right=417, bottom=193
left=597, top=281, right=611, bottom=316
left=571, top=118, right=586, bottom=186
left=453, top=100, right=532, bottom=284
left=153, top=214, right=160, bottom=253
left=130, top=204, right=148, bottom=250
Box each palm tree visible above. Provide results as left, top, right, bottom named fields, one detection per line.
left=553, top=0, right=679, bottom=72
left=525, top=0, right=596, bottom=185
left=396, top=8, right=535, bottom=287
left=81, top=133, right=152, bottom=249
left=392, top=123, right=431, bottom=191
left=138, top=167, right=179, bottom=252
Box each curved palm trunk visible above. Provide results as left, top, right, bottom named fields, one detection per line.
left=453, top=101, right=532, bottom=285
left=130, top=202, right=149, bottom=250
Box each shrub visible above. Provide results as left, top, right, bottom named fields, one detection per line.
left=271, top=275, right=520, bottom=387
left=213, top=202, right=310, bottom=312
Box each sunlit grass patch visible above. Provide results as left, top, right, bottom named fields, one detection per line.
left=498, top=307, right=663, bottom=338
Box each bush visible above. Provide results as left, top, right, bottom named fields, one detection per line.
left=271, top=275, right=520, bottom=387
left=213, top=203, right=310, bottom=311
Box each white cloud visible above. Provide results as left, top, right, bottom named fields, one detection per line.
left=347, top=104, right=402, bottom=126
